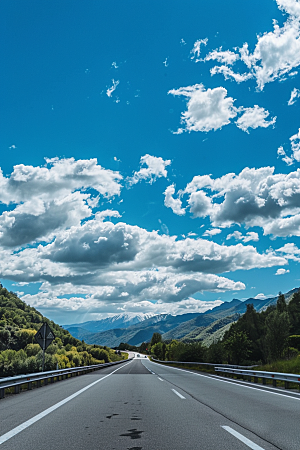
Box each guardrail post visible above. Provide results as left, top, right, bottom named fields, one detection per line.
left=272, top=379, right=277, bottom=387
left=262, top=378, right=266, bottom=385
left=0, top=388, right=5, bottom=399
left=285, top=381, right=290, bottom=389
left=14, top=385, right=20, bottom=394
left=44, top=378, right=48, bottom=385
left=37, top=379, right=42, bottom=388
left=28, top=381, right=32, bottom=390
left=254, top=377, right=258, bottom=383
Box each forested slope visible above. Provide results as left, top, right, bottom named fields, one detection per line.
left=0, top=284, right=124, bottom=376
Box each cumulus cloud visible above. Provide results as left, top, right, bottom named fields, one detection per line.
left=204, top=47, right=239, bottom=65
left=0, top=157, right=292, bottom=318
left=0, top=158, right=123, bottom=247
left=0, top=207, right=287, bottom=317
left=276, top=242, right=300, bottom=261
left=202, top=228, right=222, bottom=237
left=198, top=1, right=300, bottom=90
left=226, top=231, right=259, bottom=242
left=288, top=87, right=300, bottom=105
left=164, top=184, right=185, bottom=216
left=278, top=128, right=300, bottom=164
left=20, top=290, right=225, bottom=322
left=168, top=166, right=300, bottom=237
left=275, top=268, right=290, bottom=275
left=169, top=84, right=276, bottom=134
left=252, top=18, right=300, bottom=90
left=168, top=84, right=238, bottom=133
left=235, top=106, right=276, bottom=133
left=0, top=157, right=122, bottom=204
left=127, top=154, right=171, bottom=186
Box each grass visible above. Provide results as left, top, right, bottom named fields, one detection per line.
left=256, top=354, right=300, bottom=374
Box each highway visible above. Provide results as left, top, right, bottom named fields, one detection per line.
left=0, top=355, right=299, bottom=449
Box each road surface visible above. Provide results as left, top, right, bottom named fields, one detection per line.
left=0, top=356, right=299, bottom=449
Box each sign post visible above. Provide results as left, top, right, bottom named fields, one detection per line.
left=34, top=323, right=55, bottom=371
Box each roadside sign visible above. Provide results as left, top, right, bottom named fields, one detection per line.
left=34, top=323, right=55, bottom=350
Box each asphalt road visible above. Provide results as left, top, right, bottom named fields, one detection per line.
left=0, top=356, right=299, bottom=450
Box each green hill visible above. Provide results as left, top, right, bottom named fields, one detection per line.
left=0, top=283, right=125, bottom=376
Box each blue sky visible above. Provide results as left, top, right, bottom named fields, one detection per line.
left=1, top=0, right=300, bottom=324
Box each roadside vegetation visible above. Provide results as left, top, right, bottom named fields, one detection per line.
left=0, top=284, right=126, bottom=377
left=118, top=291, right=300, bottom=374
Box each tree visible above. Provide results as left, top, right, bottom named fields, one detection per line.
left=288, top=291, right=300, bottom=334
left=265, top=310, right=290, bottom=361
left=223, top=331, right=251, bottom=365
left=150, top=333, right=162, bottom=346
left=151, top=342, right=165, bottom=359
left=277, top=292, right=287, bottom=313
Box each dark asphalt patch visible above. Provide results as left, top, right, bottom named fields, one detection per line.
left=120, top=428, right=144, bottom=439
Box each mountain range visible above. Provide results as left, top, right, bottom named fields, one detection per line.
left=63, top=288, right=299, bottom=347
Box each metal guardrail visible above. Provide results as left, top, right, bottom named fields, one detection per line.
left=151, top=359, right=257, bottom=369
left=0, top=358, right=132, bottom=399
left=151, top=359, right=300, bottom=390
left=215, top=367, right=300, bottom=389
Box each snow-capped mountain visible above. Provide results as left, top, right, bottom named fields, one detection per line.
left=64, top=312, right=157, bottom=334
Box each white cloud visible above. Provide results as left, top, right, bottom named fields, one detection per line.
left=163, top=58, right=169, bottom=67
left=164, top=184, right=185, bottom=216
left=252, top=18, right=300, bottom=90
left=226, top=231, right=259, bottom=242
left=111, top=62, right=118, bottom=69
left=169, top=84, right=276, bottom=134
left=95, top=210, right=121, bottom=221
left=127, top=154, right=171, bottom=186
left=0, top=158, right=123, bottom=247
left=0, top=208, right=287, bottom=315
left=277, top=242, right=300, bottom=261
left=275, top=268, right=290, bottom=275
left=204, top=47, right=239, bottom=65
left=235, top=105, right=276, bottom=133
left=288, top=87, right=300, bottom=105
left=0, top=157, right=122, bottom=205
left=277, top=146, right=294, bottom=165
left=168, top=166, right=300, bottom=237
left=106, top=79, right=119, bottom=97
left=190, top=38, right=208, bottom=61
left=203, top=228, right=222, bottom=237
left=278, top=128, right=300, bottom=164
left=168, top=84, right=238, bottom=133
left=276, top=0, right=300, bottom=19
left=210, top=65, right=253, bottom=83
left=254, top=293, right=268, bottom=300
left=205, top=3, right=300, bottom=90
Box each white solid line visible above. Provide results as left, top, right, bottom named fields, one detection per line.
left=158, top=377, right=164, bottom=381
left=171, top=388, right=186, bottom=399
left=148, top=360, right=300, bottom=402
left=0, top=360, right=133, bottom=445
left=222, top=426, right=265, bottom=450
